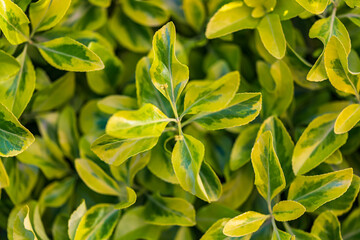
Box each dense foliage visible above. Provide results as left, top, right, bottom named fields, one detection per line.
left=1, top=0, right=360, bottom=239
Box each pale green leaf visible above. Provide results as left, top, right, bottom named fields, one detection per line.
left=251, top=131, right=286, bottom=201
left=311, top=211, right=342, bottom=240
left=32, top=72, right=75, bottom=112
left=335, top=104, right=360, bottom=134
left=74, top=204, right=120, bottom=240
left=257, top=116, right=295, bottom=186
left=0, top=0, right=29, bottom=45
left=308, top=16, right=350, bottom=82
left=86, top=42, right=124, bottom=95
left=150, top=21, right=189, bottom=103
left=223, top=211, right=270, bottom=237
left=192, top=92, right=261, bottom=130
left=4, top=158, right=38, bottom=205
left=324, top=37, right=360, bottom=96
left=89, top=0, right=111, bottom=7
left=292, top=113, right=348, bottom=175
left=230, top=124, right=260, bottom=171
left=0, top=159, right=9, bottom=188
left=295, top=0, right=329, bottom=14
left=58, top=106, right=79, bottom=159
left=29, top=0, right=71, bottom=32
left=288, top=168, right=353, bottom=212
left=0, top=103, right=34, bottom=157
left=122, top=0, right=169, bottom=27
left=144, top=194, right=196, bottom=226
left=75, top=158, right=121, bottom=196
left=315, top=175, right=360, bottom=216
left=106, top=104, right=170, bottom=139
left=183, top=71, right=240, bottom=116
left=272, top=200, right=306, bottom=222
left=39, top=177, right=75, bottom=209
left=342, top=208, right=360, bottom=240
left=97, top=95, right=137, bottom=114
left=257, top=14, right=286, bottom=59
left=0, top=49, right=20, bottom=80
left=91, top=134, right=158, bottom=166
left=0, top=49, right=36, bottom=118
left=113, top=206, right=163, bottom=240
left=109, top=7, right=153, bottom=53
left=68, top=201, right=87, bottom=240
left=205, top=2, right=259, bottom=39
left=183, top=0, right=206, bottom=32
left=201, top=218, right=251, bottom=240
left=36, top=37, right=104, bottom=72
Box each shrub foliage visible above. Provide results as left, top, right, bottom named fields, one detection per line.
left=0, top=0, right=360, bottom=239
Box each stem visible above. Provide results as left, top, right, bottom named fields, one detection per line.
left=283, top=222, right=295, bottom=236
left=267, top=198, right=281, bottom=239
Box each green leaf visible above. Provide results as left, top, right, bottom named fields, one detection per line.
left=10, top=205, right=36, bottom=240
left=52, top=214, right=69, bottom=240
left=258, top=61, right=294, bottom=117
left=344, top=0, right=360, bottom=7
left=98, top=95, right=137, bottom=114
left=251, top=131, right=286, bottom=201
left=183, top=0, right=206, bottom=32
left=272, top=229, right=294, bottom=240
left=257, top=116, right=295, bottom=186
left=196, top=161, right=222, bottom=202
left=295, top=0, right=329, bottom=14
left=74, top=204, right=120, bottom=240
left=334, top=104, right=360, bottom=134
left=147, top=132, right=178, bottom=183
left=315, top=174, right=360, bottom=216
left=201, top=218, right=251, bottom=240
left=192, top=92, right=261, bottom=130
left=39, top=177, right=75, bottom=209
left=0, top=49, right=36, bottom=118
left=288, top=168, right=353, bottom=212
left=36, top=37, right=104, bottom=72
left=206, top=2, right=259, bottom=39
left=68, top=201, right=87, bottom=240
left=109, top=7, right=153, bottom=53
left=324, top=36, right=360, bottom=96
left=311, top=211, right=342, bottom=240
left=144, top=194, right=196, bottom=226
left=218, top=164, right=254, bottom=209
left=342, top=208, right=360, bottom=240
left=136, top=57, right=171, bottom=115
left=272, top=200, right=306, bottom=222
left=92, top=134, right=158, bottom=166
left=197, top=203, right=240, bottom=232
left=171, top=134, right=204, bottom=198
left=75, top=158, right=122, bottom=196
left=113, top=206, right=163, bottom=240
left=257, top=14, right=286, bottom=59
left=308, top=16, right=350, bottom=82
left=183, top=71, right=240, bottom=116
left=273, top=0, right=305, bottom=20
left=289, top=229, right=320, bottom=240
left=29, top=0, right=71, bottom=32
left=150, top=21, right=189, bottom=104
left=223, top=211, right=270, bottom=237
left=106, top=104, right=170, bottom=139
left=292, top=113, right=348, bottom=175
left=230, top=124, right=260, bottom=171
left=0, top=50, right=20, bottom=80
left=122, top=0, right=169, bottom=27
left=0, top=103, right=34, bottom=157
left=32, top=72, right=75, bottom=112
left=0, top=159, right=9, bottom=188
left=324, top=149, right=343, bottom=165
left=110, top=151, right=151, bottom=185
left=0, top=0, right=29, bottom=45
left=4, top=158, right=38, bottom=205
left=86, top=42, right=124, bottom=95
left=58, top=106, right=79, bottom=160
left=17, top=137, right=71, bottom=179
left=89, top=0, right=111, bottom=8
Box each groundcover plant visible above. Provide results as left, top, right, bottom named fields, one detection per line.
left=1, top=0, right=360, bottom=239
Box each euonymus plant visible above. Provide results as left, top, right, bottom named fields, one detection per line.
left=1, top=0, right=360, bottom=239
